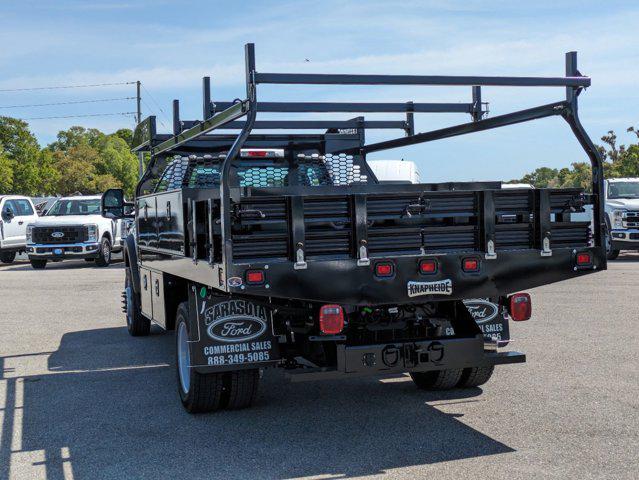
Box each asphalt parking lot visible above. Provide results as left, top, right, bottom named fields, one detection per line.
left=0, top=257, right=637, bottom=480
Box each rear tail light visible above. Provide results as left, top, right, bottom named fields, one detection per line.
left=375, top=262, right=394, bottom=277
left=576, top=252, right=592, bottom=266
left=509, top=292, right=531, bottom=321
left=419, top=259, right=438, bottom=274
left=462, top=257, right=480, bottom=272
left=245, top=269, right=265, bottom=285
left=319, top=304, right=344, bottom=334
left=240, top=148, right=285, bottom=158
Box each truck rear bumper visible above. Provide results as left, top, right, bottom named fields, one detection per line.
left=286, top=335, right=525, bottom=382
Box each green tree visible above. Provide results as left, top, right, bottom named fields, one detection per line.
left=512, top=126, right=639, bottom=189
left=0, top=149, right=15, bottom=192
left=0, top=116, right=43, bottom=195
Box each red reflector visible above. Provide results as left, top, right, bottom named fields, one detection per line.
left=319, top=304, right=344, bottom=334
left=246, top=270, right=264, bottom=284
left=462, top=258, right=479, bottom=272
left=375, top=262, right=394, bottom=277
left=576, top=252, right=592, bottom=265
left=245, top=150, right=268, bottom=157
left=509, top=292, right=532, bottom=321
left=419, top=259, right=437, bottom=274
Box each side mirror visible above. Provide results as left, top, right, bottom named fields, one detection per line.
left=3, top=207, right=15, bottom=220
left=102, top=189, right=133, bottom=219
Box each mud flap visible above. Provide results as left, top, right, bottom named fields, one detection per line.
left=189, top=290, right=280, bottom=372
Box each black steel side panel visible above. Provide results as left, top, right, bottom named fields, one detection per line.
left=137, top=196, right=157, bottom=249
left=156, top=191, right=185, bottom=254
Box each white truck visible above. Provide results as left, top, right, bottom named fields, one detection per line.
left=603, top=178, right=639, bottom=260
left=26, top=195, right=128, bottom=269
left=368, top=160, right=421, bottom=184
left=0, top=195, right=39, bottom=264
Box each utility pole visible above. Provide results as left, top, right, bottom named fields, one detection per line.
left=136, top=81, right=144, bottom=178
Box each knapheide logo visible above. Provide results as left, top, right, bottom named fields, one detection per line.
left=204, top=299, right=268, bottom=342
left=407, top=279, right=453, bottom=297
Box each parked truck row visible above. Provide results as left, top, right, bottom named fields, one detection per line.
left=0, top=194, right=128, bottom=268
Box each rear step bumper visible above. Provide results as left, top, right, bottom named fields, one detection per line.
left=286, top=335, right=525, bottom=382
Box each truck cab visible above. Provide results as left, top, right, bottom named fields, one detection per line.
left=604, top=178, right=639, bottom=259
left=0, top=195, right=38, bottom=264
left=26, top=194, right=127, bottom=269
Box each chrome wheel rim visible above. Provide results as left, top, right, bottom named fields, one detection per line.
left=125, top=285, right=133, bottom=327
left=102, top=241, right=111, bottom=262
left=177, top=322, right=190, bottom=394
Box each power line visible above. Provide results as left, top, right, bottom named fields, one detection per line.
left=20, top=112, right=137, bottom=120
left=0, top=81, right=136, bottom=92
left=140, top=96, right=168, bottom=130
left=0, top=97, right=136, bottom=109
left=140, top=83, right=171, bottom=125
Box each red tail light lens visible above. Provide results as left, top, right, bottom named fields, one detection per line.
left=419, top=259, right=438, bottom=274
left=246, top=270, right=265, bottom=285
left=319, top=304, right=344, bottom=334
left=462, top=258, right=479, bottom=272
left=375, top=262, right=394, bottom=277
left=509, top=292, right=531, bottom=321
left=245, top=150, right=268, bottom=157
left=576, top=252, right=592, bottom=266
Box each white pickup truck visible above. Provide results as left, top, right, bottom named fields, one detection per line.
left=0, top=195, right=39, bottom=264
left=603, top=178, right=639, bottom=259
left=26, top=195, right=128, bottom=269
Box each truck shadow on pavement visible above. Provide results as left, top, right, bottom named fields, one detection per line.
left=1, top=327, right=514, bottom=480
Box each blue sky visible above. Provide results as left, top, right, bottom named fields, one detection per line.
left=1, top=0, right=637, bottom=182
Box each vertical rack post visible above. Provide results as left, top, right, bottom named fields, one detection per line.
left=136, top=81, right=144, bottom=178
left=471, top=86, right=482, bottom=122
left=172, top=100, right=181, bottom=136
left=203, top=76, right=213, bottom=119
left=405, top=101, right=415, bottom=136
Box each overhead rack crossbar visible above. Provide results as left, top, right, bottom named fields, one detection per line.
left=253, top=72, right=591, bottom=88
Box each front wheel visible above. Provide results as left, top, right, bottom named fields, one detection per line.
left=124, top=265, right=150, bottom=336
left=94, top=237, right=111, bottom=267
left=605, top=224, right=620, bottom=260
left=0, top=251, right=16, bottom=264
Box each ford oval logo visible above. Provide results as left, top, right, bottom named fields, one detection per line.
left=463, top=299, right=499, bottom=324
left=207, top=316, right=266, bottom=343
left=51, top=231, right=65, bottom=238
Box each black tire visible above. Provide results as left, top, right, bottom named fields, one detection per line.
left=124, top=265, right=150, bottom=336
left=94, top=236, right=112, bottom=267
left=30, top=259, right=47, bottom=270
left=0, top=251, right=16, bottom=264
left=605, top=222, right=620, bottom=260
left=458, top=366, right=494, bottom=388
left=225, top=369, right=260, bottom=410
left=410, top=368, right=464, bottom=390
left=176, top=302, right=226, bottom=413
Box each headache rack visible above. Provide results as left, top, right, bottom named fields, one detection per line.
left=131, top=43, right=605, bottom=301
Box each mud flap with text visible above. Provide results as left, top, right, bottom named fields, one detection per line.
left=191, top=294, right=280, bottom=371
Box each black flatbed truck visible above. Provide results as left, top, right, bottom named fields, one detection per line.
left=103, top=44, right=605, bottom=413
